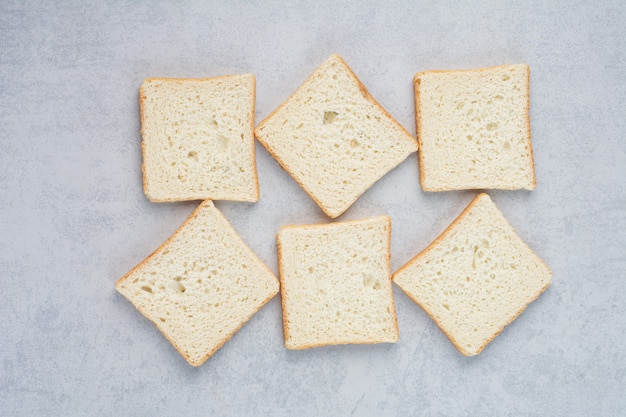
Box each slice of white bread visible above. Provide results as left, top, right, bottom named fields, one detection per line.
left=392, top=193, right=551, bottom=356
left=414, top=64, right=536, bottom=191
left=277, top=216, right=399, bottom=349
left=140, top=74, right=259, bottom=202
left=115, top=200, right=279, bottom=366
left=255, top=54, right=417, bottom=218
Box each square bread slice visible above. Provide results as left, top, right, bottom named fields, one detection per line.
left=140, top=74, right=259, bottom=202
left=116, top=200, right=279, bottom=366
left=392, top=193, right=551, bottom=356
left=255, top=54, right=417, bottom=218
left=277, top=216, right=399, bottom=349
left=414, top=64, right=536, bottom=191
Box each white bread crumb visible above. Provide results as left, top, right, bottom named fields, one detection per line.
left=116, top=200, right=279, bottom=366
left=256, top=54, right=417, bottom=218
left=277, top=216, right=399, bottom=349
left=140, top=74, right=259, bottom=202
left=393, top=193, right=551, bottom=356
left=415, top=64, right=536, bottom=191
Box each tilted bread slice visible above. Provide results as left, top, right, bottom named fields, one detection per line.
left=414, top=64, right=536, bottom=191
left=277, top=216, right=399, bottom=349
left=116, top=200, right=279, bottom=366
left=393, top=193, right=551, bottom=356
left=256, top=54, right=417, bottom=218
left=140, top=74, right=259, bottom=202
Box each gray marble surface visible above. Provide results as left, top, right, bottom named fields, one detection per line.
left=1, top=1, right=625, bottom=416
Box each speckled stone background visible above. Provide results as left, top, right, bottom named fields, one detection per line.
left=1, top=1, right=624, bottom=416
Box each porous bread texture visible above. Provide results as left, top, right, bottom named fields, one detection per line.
left=393, top=193, right=551, bottom=356
left=140, top=74, right=259, bottom=202
left=277, top=216, right=399, bottom=349
left=116, top=200, right=279, bottom=366
left=414, top=64, right=536, bottom=191
left=255, top=54, right=417, bottom=218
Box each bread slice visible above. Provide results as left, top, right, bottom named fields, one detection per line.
left=255, top=54, right=417, bottom=218
left=392, top=193, right=551, bottom=356
left=277, top=216, right=399, bottom=349
left=115, top=200, right=279, bottom=366
left=140, top=74, right=259, bottom=202
left=414, top=64, right=536, bottom=191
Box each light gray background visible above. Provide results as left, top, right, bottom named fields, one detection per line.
left=1, top=1, right=624, bottom=416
